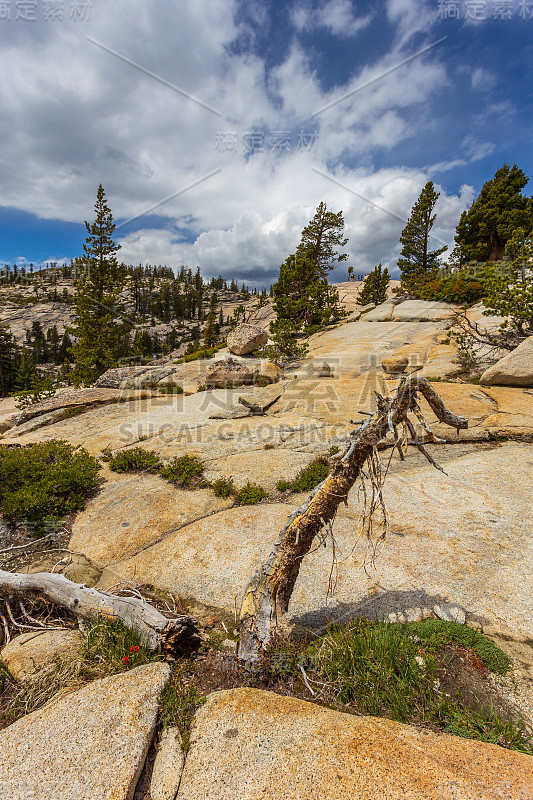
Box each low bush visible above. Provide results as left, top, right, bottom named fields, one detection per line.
left=419, top=273, right=486, bottom=305
left=211, top=477, right=235, bottom=498
left=108, top=447, right=160, bottom=473
left=160, top=454, right=205, bottom=487
left=235, top=481, right=268, bottom=505
left=0, top=440, right=100, bottom=530
left=276, top=456, right=330, bottom=493
left=175, top=344, right=225, bottom=364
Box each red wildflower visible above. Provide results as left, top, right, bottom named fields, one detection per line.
left=130, top=645, right=140, bottom=653
left=122, top=656, right=130, bottom=664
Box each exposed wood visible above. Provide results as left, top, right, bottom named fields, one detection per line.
left=0, top=570, right=201, bottom=658
left=238, top=375, right=468, bottom=666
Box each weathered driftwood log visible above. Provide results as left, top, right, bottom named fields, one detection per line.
left=0, top=570, right=201, bottom=658
left=238, top=375, right=468, bottom=666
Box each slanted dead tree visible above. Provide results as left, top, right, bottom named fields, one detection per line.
left=238, top=375, right=468, bottom=666
left=0, top=571, right=201, bottom=658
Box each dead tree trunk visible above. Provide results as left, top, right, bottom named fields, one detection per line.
left=238, top=376, right=468, bottom=666
left=0, top=571, right=201, bottom=658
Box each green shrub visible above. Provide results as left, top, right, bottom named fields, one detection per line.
left=157, top=385, right=184, bottom=394
left=235, top=481, right=268, bottom=505
left=175, top=344, right=225, bottom=364
left=160, top=454, right=205, bottom=487
left=211, top=477, right=235, bottom=498
left=277, top=456, right=330, bottom=493
left=419, top=273, right=486, bottom=304
left=108, top=447, right=160, bottom=473
left=0, top=440, right=100, bottom=530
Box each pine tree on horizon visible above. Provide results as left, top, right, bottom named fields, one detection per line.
left=397, top=181, right=447, bottom=293
left=71, top=184, right=131, bottom=386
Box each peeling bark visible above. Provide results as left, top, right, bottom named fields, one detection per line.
left=0, top=571, right=201, bottom=658
left=238, top=376, right=468, bottom=666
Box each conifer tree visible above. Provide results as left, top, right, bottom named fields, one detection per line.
left=454, top=164, right=533, bottom=264
left=397, top=181, right=447, bottom=293
left=271, top=202, right=348, bottom=343
left=71, top=185, right=131, bottom=385
left=358, top=263, right=390, bottom=306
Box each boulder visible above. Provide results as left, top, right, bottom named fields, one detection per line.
left=18, top=387, right=132, bottom=423
left=480, top=336, right=533, bottom=387
left=177, top=688, right=533, bottom=800
left=205, top=358, right=256, bottom=388
left=151, top=727, right=185, bottom=800
left=94, top=366, right=148, bottom=388
left=259, top=361, right=284, bottom=384
left=209, top=405, right=253, bottom=419
left=419, top=344, right=463, bottom=380
left=227, top=324, right=267, bottom=356
left=381, top=355, right=409, bottom=374
left=238, top=385, right=284, bottom=413
left=1, top=629, right=83, bottom=681
left=97, top=443, right=533, bottom=643
left=363, top=302, right=395, bottom=322
left=70, top=475, right=233, bottom=566
left=392, top=300, right=459, bottom=322
left=0, top=662, right=170, bottom=800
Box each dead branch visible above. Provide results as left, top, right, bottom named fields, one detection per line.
left=238, top=375, right=468, bottom=666
left=0, top=571, right=201, bottom=659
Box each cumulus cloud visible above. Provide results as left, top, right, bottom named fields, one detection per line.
left=0, top=0, right=475, bottom=282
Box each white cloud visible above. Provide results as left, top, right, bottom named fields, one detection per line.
left=0, top=0, right=470, bottom=282
left=292, top=0, right=372, bottom=37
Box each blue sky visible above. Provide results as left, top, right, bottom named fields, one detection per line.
left=0, top=0, right=532, bottom=284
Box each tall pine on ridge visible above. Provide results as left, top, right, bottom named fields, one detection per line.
left=397, top=181, right=447, bottom=293
left=71, top=185, right=131, bottom=385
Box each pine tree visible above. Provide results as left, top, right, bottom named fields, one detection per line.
left=397, top=181, right=447, bottom=293
left=0, top=324, right=18, bottom=397
left=203, top=311, right=218, bottom=347
left=358, top=264, right=390, bottom=306
left=71, top=185, right=131, bottom=385
left=272, top=202, right=348, bottom=334
left=454, top=164, right=533, bottom=264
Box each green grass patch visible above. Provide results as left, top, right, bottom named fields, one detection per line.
left=54, top=404, right=87, bottom=421
left=0, top=439, right=101, bottom=531
left=108, top=447, right=161, bottom=473
left=160, top=454, right=205, bottom=487
left=159, top=661, right=206, bottom=751
left=402, top=619, right=511, bottom=674
left=308, top=618, right=434, bottom=723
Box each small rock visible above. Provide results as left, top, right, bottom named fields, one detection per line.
left=238, top=385, right=283, bottom=413
left=381, top=355, right=409, bottom=374
left=415, top=656, right=425, bottom=669
left=403, top=607, right=423, bottom=622
left=1, top=629, right=83, bottom=681
left=220, top=639, right=238, bottom=654
left=209, top=405, right=253, bottom=419
left=259, top=361, right=284, bottom=384
left=151, top=727, right=185, bottom=800
left=226, top=324, right=267, bottom=356
left=434, top=604, right=466, bottom=624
